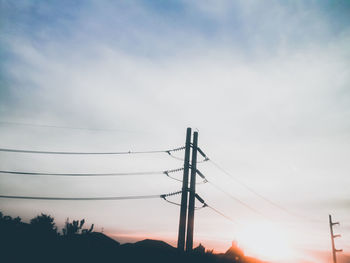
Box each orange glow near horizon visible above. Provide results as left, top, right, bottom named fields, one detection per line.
left=234, top=221, right=296, bottom=262
left=106, top=226, right=343, bottom=263
left=107, top=223, right=297, bottom=262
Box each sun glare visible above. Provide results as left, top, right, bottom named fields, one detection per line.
left=235, top=221, right=295, bottom=262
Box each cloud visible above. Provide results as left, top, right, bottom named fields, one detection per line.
left=1, top=0, right=350, bottom=198
left=0, top=1, right=350, bottom=261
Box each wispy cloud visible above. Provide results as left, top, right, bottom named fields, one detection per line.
left=0, top=1, right=350, bottom=262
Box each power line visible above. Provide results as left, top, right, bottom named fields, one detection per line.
left=164, top=168, right=207, bottom=184
left=199, top=149, right=322, bottom=222
left=0, top=190, right=182, bottom=201
left=208, top=158, right=302, bottom=218
left=0, top=170, right=162, bottom=177
left=0, top=168, right=183, bottom=177
left=0, top=121, right=140, bottom=133
left=0, top=194, right=161, bottom=201
left=167, top=153, right=185, bottom=161
left=195, top=169, right=267, bottom=218
left=189, top=191, right=239, bottom=224
left=0, top=146, right=185, bottom=155
left=161, top=190, right=183, bottom=206
left=162, top=197, right=207, bottom=210
left=205, top=181, right=269, bottom=219
left=198, top=170, right=323, bottom=230
left=205, top=203, right=239, bottom=224
left=201, top=174, right=326, bottom=235
left=211, top=159, right=326, bottom=223
left=167, top=150, right=209, bottom=163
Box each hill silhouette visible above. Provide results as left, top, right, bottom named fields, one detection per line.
left=0, top=211, right=265, bottom=263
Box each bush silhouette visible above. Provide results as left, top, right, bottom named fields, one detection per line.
left=30, top=213, right=58, bottom=238
left=0, top=210, right=263, bottom=263
left=62, top=218, right=94, bottom=236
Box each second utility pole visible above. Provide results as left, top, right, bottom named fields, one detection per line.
left=177, top=128, right=192, bottom=251
left=329, top=214, right=342, bottom=263
left=186, top=131, right=198, bottom=251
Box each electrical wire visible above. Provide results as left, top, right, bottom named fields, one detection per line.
left=191, top=191, right=239, bottom=224
left=198, top=147, right=323, bottom=222
left=208, top=159, right=321, bottom=221
left=210, top=159, right=287, bottom=208
left=0, top=190, right=183, bottom=201
left=0, top=194, right=162, bottom=201
left=162, top=197, right=181, bottom=206
left=205, top=204, right=239, bottom=224
left=0, top=170, right=162, bottom=177
left=201, top=173, right=326, bottom=235
left=164, top=174, right=183, bottom=182
left=194, top=169, right=267, bottom=218
left=0, top=121, right=140, bottom=133
left=161, top=191, right=207, bottom=210
left=163, top=169, right=208, bottom=184
left=167, top=150, right=208, bottom=163
left=195, top=204, right=207, bottom=210
left=167, top=153, right=185, bottom=161
left=206, top=180, right=269, bottom=219
left=0, top=168, right=183, bottom=177
left=205, top=159, right=300, bottom=217
left=0, top=146, right=185, bottom=155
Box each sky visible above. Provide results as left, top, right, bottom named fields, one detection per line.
left=0, top=0, right=350, bottom=262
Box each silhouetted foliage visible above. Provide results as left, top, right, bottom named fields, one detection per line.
left=0, top=210, right=264, bottom=263
left=30, top=213, right=58, bottom=237
left=62, top=218, right=94, bottom=236
left=206, top=249, right=214, bottom=254
left=0, top=212, right=22, bottom=225
left=193, top=243, right=206, bottom=254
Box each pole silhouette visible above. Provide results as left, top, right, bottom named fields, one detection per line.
left=329, top=214, right=342, bottom=263
left=186, top=131, right=198, bottom=251
left=177, top=128, right=191, bottom=251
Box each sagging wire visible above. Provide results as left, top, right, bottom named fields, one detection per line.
left=197, top=146, right=322, bottom=223
left=0, top=190, right=184, bottom=202
left=0, top=194, right=162, bottom=201
left=163, top=168, right=208, bottom=185
left=0, top=146, right=186, bottom=156
left=192, top=168, right=268, bottom=219
left=163, top=168, right=184, bottom=182
left=166, top=146, right=209, bottom=163
left=160, top=190, right=207, bottom=209
left=0, top=167, right=184, bottom=177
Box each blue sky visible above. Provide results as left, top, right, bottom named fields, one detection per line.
left=1, top=1, right=350, bottom=262
left=2, top=1, right=350, bottom=56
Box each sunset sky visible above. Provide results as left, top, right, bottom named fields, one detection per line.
left=1, top=1, right=350, bottom=262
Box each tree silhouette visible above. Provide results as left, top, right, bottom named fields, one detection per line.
left=193, top=243, right=205, bottom=254
left=0, top=212, right=23, bottom=237
left=62, top=218, right=94, bottom=236
left=0, top=210, right=262, bottom=263
left=0, top=212, right=22, bottom=225
left=30, top=213, right=58, bottom=237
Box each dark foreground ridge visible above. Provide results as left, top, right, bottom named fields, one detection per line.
left=0, top=212, right=266, bottom=263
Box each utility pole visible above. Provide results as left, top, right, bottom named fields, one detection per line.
left=329, top=214, right=342, bottom=263
left=186, top=131, right=198, bottom=251
left=177, top=128, right=192, bottom=251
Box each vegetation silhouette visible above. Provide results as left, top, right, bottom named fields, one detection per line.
left=0, top=211, right=266, bottom=263
left=62, top=218, right=94, bottom=236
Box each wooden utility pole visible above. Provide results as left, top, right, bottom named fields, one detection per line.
left=186, top=131, right=198, bottom=251
left=329, top=214, right=342, bottom=263
left=177, top=128, right=192, bottom=251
